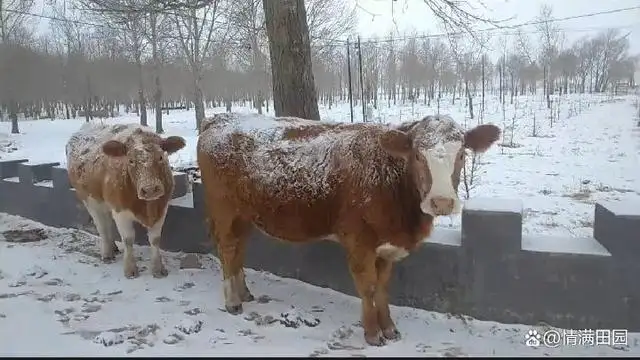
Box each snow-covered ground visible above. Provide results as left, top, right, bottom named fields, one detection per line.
left=1, top=93, right=639, bottom=238
left=1, top=212, right=639, bottom=356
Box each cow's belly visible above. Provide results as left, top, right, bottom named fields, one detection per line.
left=248, top=203, right=334, bottom=243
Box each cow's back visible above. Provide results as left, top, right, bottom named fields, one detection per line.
left=197, top=113, right=411, bottom=241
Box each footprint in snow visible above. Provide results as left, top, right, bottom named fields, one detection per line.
left=173, top=282, right=195, bottom=292
left=43, top=278, right=64, bottom=286
left=23, top=265, right=48, bottom=279
left=8, top=279, right=26, bottom=288
left=163, top=333, right=184, bottom=345
left=280, top=308, right=321, bottom=328
left=63, top=293, right=81, bottom=302
left=93, top=331, right=126, bottom=347
left=175, top=318, right=203, bottom=335
left=326, top=326, right=364, bottom=351
left=209, top=328, right=233, bottom=346
left=81, top=303, right=102, bottom=313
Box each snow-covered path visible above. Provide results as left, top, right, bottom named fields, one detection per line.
left=1, top=212, right=638, bottom=356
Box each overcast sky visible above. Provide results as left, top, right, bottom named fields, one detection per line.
left=29, top=0, right=639, bottom=58
left=353, top=0, right=640, bottom=56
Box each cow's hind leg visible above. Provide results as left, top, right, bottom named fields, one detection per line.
left=375, top=257, right=401, bottom=341
left=112, top=210, right=139, bottom=279
left=343, top=236, right=385, bottom=346
left=234, top=238, right=254, bottom=303
left=84, top=197, right=117, bottom=263
left=211, top=215, right=251, bottom=314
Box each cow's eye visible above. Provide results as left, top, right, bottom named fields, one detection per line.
left=459, top=152, right=464, bottom=161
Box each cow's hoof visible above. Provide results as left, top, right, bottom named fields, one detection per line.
left=124, top=265, right=139, bottom=279
left=101, top=255, right=117, bottom=264
left=152, top=265, right=169, bottom=278
left=365, top=331, right=386, bottom=347
left=242, top=292, right=255, bottom=302
left=382, top=326, right=401, bottom=341
left=225, top=304, right=243, bottom=315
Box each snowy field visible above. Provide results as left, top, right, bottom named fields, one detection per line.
left=1, top=92, right=639, bottom=238
left=1, top=212, right=639, bottom=356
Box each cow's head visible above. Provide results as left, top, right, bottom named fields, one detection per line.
left=101, top=129, right=186, bottom=201
left=379, top=115, right=500, bottom=216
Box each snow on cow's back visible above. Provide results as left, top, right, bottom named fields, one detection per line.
left=198, top=112, right=354, bottom=199
left=198, top=112, right=402, bottom=201
left=198, top=112, right=333, bottom=153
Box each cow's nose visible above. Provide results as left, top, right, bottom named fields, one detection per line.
left=430, top=197, right=455, bottom=215
left=140, top=184, right=163, bottom=199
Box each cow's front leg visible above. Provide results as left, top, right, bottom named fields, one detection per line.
left=83, top=198, right=118, bottom=263
left=375, top=257, right=401, bottom=341
left=147, top=210, right=168, bottom=278
left=112, top=211, right=139, bottom=279
left=346, top=246, right=384, bottom=346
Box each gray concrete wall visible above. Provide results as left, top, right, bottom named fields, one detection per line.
left=1, top=159, right=640, bottom=332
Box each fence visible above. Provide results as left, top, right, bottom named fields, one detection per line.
left=1, top=158, right=639, bottom=332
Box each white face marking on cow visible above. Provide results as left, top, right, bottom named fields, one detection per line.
left=375, top=242, right=409, bottom=262
left=127, top=141, right=166, bottom=201
left=421, top=140, right=463, bottom=216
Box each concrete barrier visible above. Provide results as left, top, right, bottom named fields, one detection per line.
left=1, top=159, right=639, bottom=331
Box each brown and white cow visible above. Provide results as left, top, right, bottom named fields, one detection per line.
left=66, top=123, right=186, bottom=279
left=196, top=113, right=500, bottom=346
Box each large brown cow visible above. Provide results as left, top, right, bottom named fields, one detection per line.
left=196, top=113, right=500, bottom=346
left=66, top=123, right=186, bottom=279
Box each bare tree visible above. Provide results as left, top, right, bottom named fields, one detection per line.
left=384, top=31, right=397, bottom=106
left=263, top=0, right=319, bottom=120
left=446, top=32, right=488, bottom=120
left=0, top=0, right=34, bottom=43
left=305, top=0, right=356, bottom=55
left=535, top=4, right=560, bottom=108
left=229, top=0, right=268, bottom=114
left=173, top=0, right=229, bottom=131
left=0, top=0, right=34, bottom=133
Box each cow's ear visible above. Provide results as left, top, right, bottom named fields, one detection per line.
left=379, top=129, right=412, bottom=159
left=160, top=136, right=186, bottom=154
left=464, top=124, right=501, bottom=153
left=102, top=140, right=127, bottom=157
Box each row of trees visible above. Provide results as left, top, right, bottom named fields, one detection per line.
left=0, top=0, right=355, bottom=132
left=0, top=1, right=637, bottom=133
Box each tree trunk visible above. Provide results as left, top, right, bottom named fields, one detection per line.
left=9, top=100, right=19, bottom=134
left=263, top=0, right=320, bottom=120
left=85, top=75, right=92, bottom=123
left=150, top=13, right=163, bottom=134
left=193, top=71, right=205, bottom=132
left=465, top=80, right=474, bottom=120
left=136, top=55, right=148, bottom=127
